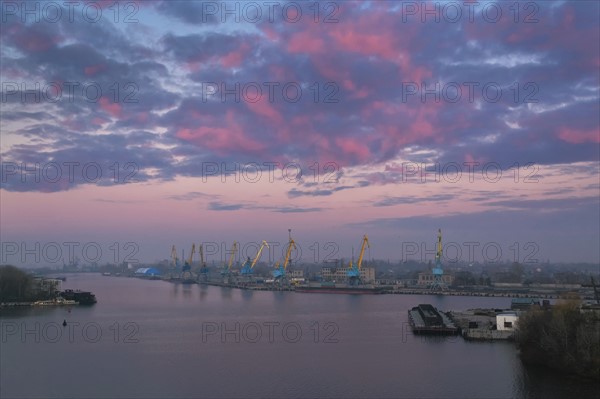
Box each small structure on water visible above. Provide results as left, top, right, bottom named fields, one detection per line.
left=408, top=304, right=459, bottom=335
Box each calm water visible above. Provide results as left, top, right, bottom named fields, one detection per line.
left=1, top=274, right=598, bottom=399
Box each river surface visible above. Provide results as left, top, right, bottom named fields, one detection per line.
left=1, top=274, right=598, bottom=398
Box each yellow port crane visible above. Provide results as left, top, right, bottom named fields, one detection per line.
left=221, top=241, right=238, bottom=276
left=198, top=244, right=206, bottom=267
left=171, top=245, right=179, bottom=268
left=348, top=235, right=369, bottom=285
left=183, top=244, right=195, bottom=271
left=357, top=234, right=370, bottom=270
left=273, top=230, right=296, bottom=280
left=241, top=240, right=270, bottom=275
left=198, top=244, right=209, bottom=281
left=252, top=241, right=270, bottom=269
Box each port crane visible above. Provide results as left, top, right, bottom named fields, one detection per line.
left=181, top=244, right=196, bottom=282
left=182, top=244, right=195, bottom=272
left=429, top=229, right=447, bottom=291
left=171, top=245, right=179, bottom=269
left=221, top=241, right=238, bottom=276
left=241, top=240, right=269, bottom=276
left=198, top=244, right=208, bottom=282
left=273, top=230, right=296, bottom=282
left=347, top=235, right=369, bottom=285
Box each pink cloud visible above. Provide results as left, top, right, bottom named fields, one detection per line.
left=99, top=97, right=122, bottom=118
left=288, top=30, right=326, bottom=54
left=557, top=127, right=600, bottom=144
left=246, top=97, right=284, bottom=125
left=334, top=137, right=371, bottom=163
left=84, top=64, right=107, bottom=76
left=220, top=43, right=251, bottom=68
left=91, top=116, right=108, bottom=126
left=175, top=111, right=266, bottom=154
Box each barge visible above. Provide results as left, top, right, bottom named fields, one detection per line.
left=408, top=304, right=459, bottom=335
left=295, top=283, right=385, bottom=294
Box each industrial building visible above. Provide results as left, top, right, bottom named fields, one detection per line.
left=417, top=272, right=454, bottom=286
left=321, top=266, right=375, bottom=284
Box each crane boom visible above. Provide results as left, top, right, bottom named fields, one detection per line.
left=171, top=245, right=178, bottom=268
left=251, top=240, right=269, bottom=269
left=199, top=244, right=205, bottom=266
left=283, top=235, right=297, bottom=270
left=227, top=241, right=238, bottom=270
left=356, top=235, right=370, bottom=270
left=187, top=244, right=195, bottom=266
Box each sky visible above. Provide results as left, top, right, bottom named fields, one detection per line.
left=0, top=0, right=599, bottom=267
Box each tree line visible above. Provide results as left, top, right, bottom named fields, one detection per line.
left=517, top=300, right=600, bottom=380
left=0, top=265, right=39, bottom=302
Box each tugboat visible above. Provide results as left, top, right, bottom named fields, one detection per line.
left=60, top=289, right=97, bottom=305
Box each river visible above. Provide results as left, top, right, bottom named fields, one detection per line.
left=1, top=274, right=598, bottom=398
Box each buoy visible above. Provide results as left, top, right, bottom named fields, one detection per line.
left=62, top=319, right=67, bottom=327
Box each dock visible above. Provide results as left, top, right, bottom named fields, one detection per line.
left=450, top=309, right=517, bottom=341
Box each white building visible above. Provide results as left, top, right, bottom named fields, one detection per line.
left=496, top=312, right=519, bottom=331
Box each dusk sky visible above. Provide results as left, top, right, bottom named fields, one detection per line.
left=1, top=0, right=599, bottom=266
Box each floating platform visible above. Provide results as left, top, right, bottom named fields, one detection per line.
left=408, top=304, right=459, bottom=335
left=295, top=283, right=385, bottom=295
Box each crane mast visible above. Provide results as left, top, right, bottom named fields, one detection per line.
left=430, top=228, right=447, bottom=291
left=227, top=241, right=238, bottom=271
left=171, top=245, right=179, bottom=268
left=273, top=229, right=296, bottom=282
left=186, top=244, right=195, bottom=267
left=347, top=234, right=369, bottom=285
left=199, top=244, right=205, bottom=267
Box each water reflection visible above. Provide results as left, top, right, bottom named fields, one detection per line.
left=516, top=362, right=600, bottom=399
left=181, top=284, right=193, bottom=299
left=241, top=289, right=253, bottom=300
left=198, top=285, right=208, bottom=301
left=220, top=287, right=233, bottom=299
